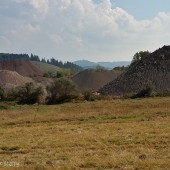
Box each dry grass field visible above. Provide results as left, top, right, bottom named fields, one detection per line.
left=0, top=97, right=169, bottom=170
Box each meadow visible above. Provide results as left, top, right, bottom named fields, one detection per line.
left=0, top=97, right=169, bottom=170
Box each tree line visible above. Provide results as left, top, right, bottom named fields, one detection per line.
left=0, top=53, right=30, bottom=61
left=0, top=53, right=82, bottom=71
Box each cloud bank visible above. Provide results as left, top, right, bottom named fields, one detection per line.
left=0, top=0, right=170, bottom=61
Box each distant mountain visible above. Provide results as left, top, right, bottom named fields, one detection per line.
left=97, top=61, right=130, bottom=69
left=73, top=60, right=130, bottom=69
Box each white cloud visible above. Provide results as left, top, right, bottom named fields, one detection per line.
left=0, top=36, right=11, bottom=47
left=15, top=0, right=49, bottom=15
left=158, top=12, right=170, bottom=21
left=11, top=23, right=40, bottom=37
left=48, top=33, right=64, bottom=47
left=1, top=0, right=170, bottom=61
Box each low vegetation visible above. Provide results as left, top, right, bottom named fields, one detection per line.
left=0, top=86, right=6, bottom=101
left=83, top=89, right=95, bottom=101
left=13, top=83, right=44, bottom=104
left=43, top=68, right=76, bottom=78
left=0, top=83, right=44, bottom=104
left=131, top=83, right=154, bottom=99
left=46, top=77, right=79, bottom=104
left=0, top=97, right=169, bottom=169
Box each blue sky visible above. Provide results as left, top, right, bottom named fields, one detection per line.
left=0, top=0, right=170, bottom=62
left=114, top=0, right=170, bottom=20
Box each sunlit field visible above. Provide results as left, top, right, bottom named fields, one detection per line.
left=0, top=97, right=169, bottom=170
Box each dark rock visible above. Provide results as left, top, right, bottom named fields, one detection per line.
left=99, top=46, right=170, bottom=96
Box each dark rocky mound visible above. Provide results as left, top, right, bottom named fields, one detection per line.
left=99, top=46, right=170, bottom=96
left=0, top=60, right=43, bottom=77
left=71, top=69, right=123, bottom=91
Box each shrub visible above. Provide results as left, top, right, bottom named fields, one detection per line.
left=131, top=84, right=154, bottom=99
left=83, top=89, right=95, bottom=101
left=43, top=70, right=68, bottom=78
left=43, top=71, right=57, bottom=78
left=46, top=77, right=79, bottom=104
left=0, top=85, right=6, bottom=101
left=11, top=83, right=44, bottom=104
left=6, top=88, right=19, bottom=101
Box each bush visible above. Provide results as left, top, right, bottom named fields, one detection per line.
left=0, top=85, right=6, bottom=101
left=43, top=70, right=64, bottom=78
left=83, top=89, right=95, bottom=101
left=10, top=83, right=44, bottom=104
left=131, top=84, right=154, bottom=99
left=46, top=77, right=79, bottom=104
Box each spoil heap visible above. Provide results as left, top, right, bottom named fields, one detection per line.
left=0, top=70, right=34, bottom=89
left=99, top=46, right=170, bottom=96
left=0, top=60, right=43, bottom=77
left=72, top=69, right=123, bottom=91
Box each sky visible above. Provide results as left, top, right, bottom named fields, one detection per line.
left=0, top=0, right=170, bottom=62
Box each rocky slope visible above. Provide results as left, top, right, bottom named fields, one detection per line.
left=99, top=46, right=170, bottom=96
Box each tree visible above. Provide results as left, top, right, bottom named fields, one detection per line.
left=47, top=59, right=50, bottom=64
left=132, top=51, right=151, bottom=63
left=46, top=77, right=79, bottom=104
left=0, top=53, right=29, bottom=61
left=41, top=58, right=46, bottom=63
left=48, top=58, right=82, bottom=72
left=30, top=54, right=40, bottom=61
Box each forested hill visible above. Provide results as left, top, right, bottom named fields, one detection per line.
left=0, top=53, right=30, bottom=61
left=0, top=53, right=82, bottom=71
